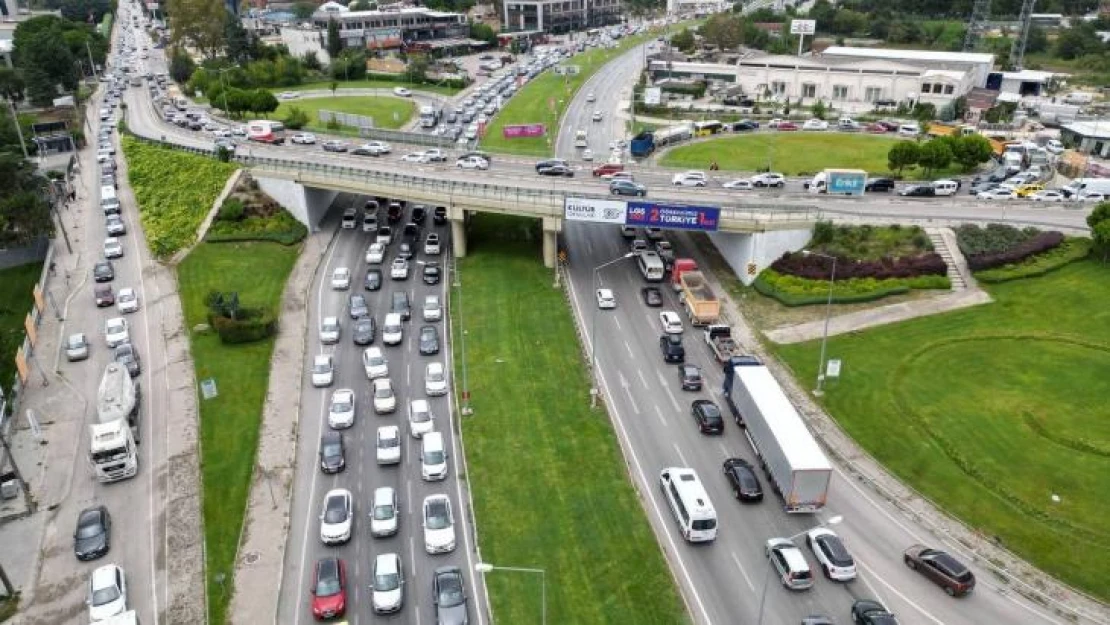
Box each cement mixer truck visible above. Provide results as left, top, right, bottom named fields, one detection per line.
left=91, top=363, right=140, bottom=482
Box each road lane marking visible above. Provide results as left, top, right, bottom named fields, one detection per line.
left=672, top=443, right=689, bottom=467
left=624, top=339, right=634, bottom=358
left=637, top=367, right=649, bottom=389
left=654, top=404, right=667, bottom=427
left=730, top=552, right=756, bottom=592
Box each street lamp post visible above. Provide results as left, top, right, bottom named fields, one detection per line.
left=802, top=249, right=837, bottom=396
left=756, top=515, right=843, bottom=625
left=589, top=252, right=635, bottom=407
left=216, top=67, right=234, bottom=119
left=475, top=562, right=546, bottom=625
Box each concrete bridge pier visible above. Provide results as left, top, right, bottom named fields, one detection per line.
left=451, top=217, right=467, bottom=258
left=707, top=227, right=814, bottom=285
left=542, top=217, right=562, bottom=269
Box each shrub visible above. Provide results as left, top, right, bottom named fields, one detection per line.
left=206, top=208, right=307, bottom=245
left=955, top=223, right=1041, bottom=256
left=967, top=231, right=1065, bottom=271
left=283, top=106, right=309, bottom=130
left=218, top=198, right=245, bottom=222
left=771, top=251, right=947, bottom=281
left=754, top=269, right=950, bottom=307
left=208, top=308, right=277, bottom=344
left=975, top=237, right=1092, bottom=282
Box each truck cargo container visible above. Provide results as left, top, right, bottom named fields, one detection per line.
left=807, top=169, right=867, bottom=195
left=678, top=271, right=720, bottom=325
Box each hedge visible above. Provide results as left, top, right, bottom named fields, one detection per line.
left=208, top=309, right=277, bottom=344
left=975, top=238, right=1092, bottom=283
left=206, top=211, right=307, bottom=246
left=966, top=231, right=1065, bottom=271
left=754, top=269, right=951, bottom=307
left=771, top=251, right=947, bottom=281
left=955, top=223, right=1041, bottom=256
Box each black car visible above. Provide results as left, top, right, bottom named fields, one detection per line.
left=352, top=316, right=375, bottom=345
left=538, top=164, right=574, bottom=177
left=851, top=599, right=899, bottom=624
left=730, top=120, right=759, bottom=132
left=692, top=399, right=724, bottom=434
left=319, top=431, right=345, bottom=474
left=113, top=342, right=141, bottom=377
left=402, top=222, right=421, bottom=246
left=723, top=457, right=763, bottom=502
left=349, top=293, right=369, bottom=319
left=74, top=505, right=112, bottom=561
left=423, top=262, right=441, bottom=285
left=433, top=566, right=469, bottom=625
left=93, top=260, right=115, bottom=282
left=660, top=334, right=685, bottom=363
left=364, top=269, right=382, bottom=291
left=419, top=325, right=440, bottom=355
left=972, top=168, right=1009, bottom=184
left=534, top=158, right=566, bottom=172
left=898, top=185, right=936, bottom=197
left=641, top=287, right=663, bottom=307
left=391, top=291, right=411, bottom=320
left=678, top=364, right=703, bottom=391
left=397, top=242, right=414, bottom=260
left=411, top=205, right=427, bottom=224
left=865, top=177, right=896, bottom=192
left=433, top=206, right=447, bottom=225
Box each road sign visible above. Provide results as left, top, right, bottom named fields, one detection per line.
left=643, top=87, right=662, bottom=106
left=200, top=378, right=218, bottom=400
left=625, top=201, right=720, bottom=232
left=826, top=359, right=842, bottom=378
left=564, top=197, right=628, bottom=224
left=790, top=19, right=816, bottom=35
left=746, top=262, right=758, bottom=276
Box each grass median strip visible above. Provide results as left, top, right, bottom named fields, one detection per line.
left=274, top=95, right=415, bottom=131
left=278, top=78, right=461, bottom=96
left=452, top=214, right=687, bottom=624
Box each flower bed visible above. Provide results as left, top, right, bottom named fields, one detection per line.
left=754, top=269, right=950, bottom=307
left=975, top=237, right=1092, bottom=283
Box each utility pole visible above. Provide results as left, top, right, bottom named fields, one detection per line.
left=5, top=99, right=29, bottom=159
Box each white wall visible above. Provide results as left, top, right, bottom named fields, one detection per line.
left=253, top=176, right=339, bottom=230
left=707, top=228, right=813, bottom=286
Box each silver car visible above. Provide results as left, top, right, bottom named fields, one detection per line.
left=66, top=333, right=90, bottom=361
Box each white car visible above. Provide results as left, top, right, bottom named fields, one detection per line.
left=581, top=149, right=594, bottom=162
left=278, top=91, right=298, bottom=100
left=390, top=258, right=409, bottom=280
left=802, top=118, right=829, bottom=131
left=357, top=140, right=392, bottom=156
left=1078, top=191, right=1106, bottom=202
left=806, top=527, right=857, bottom=581
left=340, top=208, right=357, bottom=229
left=422, top=494, right=456, bottom=554
left=978, top=188, right=1016, bottom=200
left=751, top=172, right=786, bottom=188
left=65, top=332, right=90, bottom=361
left=319, top=488, right=353, bottom=545
left=659, top=311, right=683, bottom=335
left=370, top=552, right=404, bottom=614
left=363, top=346, right=389, bottom=379
left=116, top=287, right=140, bottom=314
left=408, top=399, right=435, bottom=438
left=212, top=128, right=232, bottom=138
left=425, top=362, right=448, bottom=396
left=331, top=267, right=351, bottom=290
left=319, top=316, right=340, bottom=344
left=291, top=132, right=316, bottom=145
left=401, top=152, right=430, bottom=163
left=376, top=425, right=402, bottom=464
left=592, top=111, right=603, bottom=121
left=365, top=242, right=386, bottom=264
left=1030, top=189, right=1065, bottom=202
left=393, top=87, right=412, bottom=97
left=103, top=237, right=123, bottom=259
left=87, top=564, right=128, bottom=621
left=373, top=378, right=397, bottom=414
left=672, top=171, right=707, bottom=187
left=423, top=295, right=442, bottom=322
left=723, top=179, right=754, bottom=190
left=104, top=317, right=130, bottom=347
left=311, top=354, right=334, bottom=387
left=369, top=486, right=399, bottom=537
left=456, top=155, right=489, bottom=170
left=586, top=92, right=596, bottom=102
left=425, top=233, right=442, bottom=255
left=596, top=288, right=616, bottom=309
left=898, top=123, right=921, bottom=136
left=328, top=388, right=356, bottom=429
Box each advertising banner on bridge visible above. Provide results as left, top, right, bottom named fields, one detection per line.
left=564, top=197, right=628, bottom=224
left=625, top=201, right=720, bottom=232
left=502, top=124, right=546, bottom=139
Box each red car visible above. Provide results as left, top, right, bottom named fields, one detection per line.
left=866, top=122, right=888, bottom=133
left=95, top=285, right=115, bottom=307
left=311, top=557, right=347, bottom=619
left=776, top=122, right=799, bottom=131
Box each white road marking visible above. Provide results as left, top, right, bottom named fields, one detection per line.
left=636, top=367, right=649, bottom=389
left=654, top=404, right=667, bottom=427
left=672, top=443, right=689, bottom=467
left=624, top=339, right=634, bottom=358
left=730, top=552, right=756, bottom=592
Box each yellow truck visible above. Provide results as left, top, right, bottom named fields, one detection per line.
left=679, top=270, right=720, bottom=326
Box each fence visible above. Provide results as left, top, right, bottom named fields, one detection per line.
left=1, top=241, right=55, bottom=428
left=316, top=109, right=374, bottom=132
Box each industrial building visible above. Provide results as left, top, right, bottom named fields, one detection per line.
left=501, top=0, right=623, bottom=34
left=1060, top=121, right=1110, bottom=158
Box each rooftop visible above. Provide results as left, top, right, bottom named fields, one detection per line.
left=1063, top=120, right=1110, bottom=139
left=821, top=46, right=995, bottom=66
left=1000, top=69, right=1055, bottom=82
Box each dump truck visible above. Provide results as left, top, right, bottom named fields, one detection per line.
left=705, top=325, right=742, bottom=363
left=91, top=363, right=140, bottom=482
left=678, top=270, right=720, bottom=325
left=723, top=356, right=831, bottom=513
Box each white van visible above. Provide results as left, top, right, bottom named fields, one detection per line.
left=637, top=251, right=665, bottom=282
left=420, top=431, right=448, bottom=481
left=931, top=180, right=959, bottom=196
left=382, top=313, right=403, bottom=345
left=659, top=467, right=717, bottom=542
left=1063, top=177, right=1110, bottom=198
left=100, top=185, right=121, bottom=214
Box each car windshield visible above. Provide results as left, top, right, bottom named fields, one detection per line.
left=438, top=574, right=464, bottom=606
left=313, top=360, right=330, bottom=373
left=379, top=433, right=398, bottom=447
left=701, top=403, right=721, bottom=419
left=426, top=502, right=450, bottom=529
left=422, top=329, right=435, bottom=340
left=375, top=571, right=400, bottom=592
left=120, top=292, right=134, bottom=301
left=428, top=369, right=444, bottom=382
left=322, top=442, right=341, bottom=458
left=76, top=517, right=103, bottom=539
left=375, top=385, right=391, bottom=398
left=373, top=503, right=394, bottom=520
left=316, top=571, right=340, bottom=596
left=108, top=322, right=124, bottom=333
left=369, top=354, right=384, bottom=366
left=68, top=336, right=85, bottom=348
left=425, top=450, right=445, bottom=464
left=324, top=498, right=347, bottom=523
left=412, top=408, right=430, bottom=423
left=332, top=397, right=351, bottom=411
left=91, top=583, right=120, bottom=606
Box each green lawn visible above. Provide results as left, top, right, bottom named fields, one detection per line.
left=176, top=241, right=300, bottom=625
left=274, top=95, right=415, bottom=131
left=773, top=259, right=1110, bottom=601
left=276, top=78, right=461, bottom=96
left=661, top=133, right=964, bottom=179
left=453, top=214, right=688, bottom=625
left=0, top=261, right=43, bottom=388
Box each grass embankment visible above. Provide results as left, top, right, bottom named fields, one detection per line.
left=774, top=259, right=1110, bottom=600
left=277, top=78, right=461, bottom=96
left=177, top=242, right=299, bottom=625
left=661, top=133, right=964, bottom=179
left=0, top=262, right=42, bottom=387
left=454, top=214, right=687, bottom=624
left=274, top=95, right=415, bottom=132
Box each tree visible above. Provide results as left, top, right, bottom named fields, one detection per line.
left=348, top=0, right=374, bottom=9
left=329, top=80, right=338, bottom=97
left=0, top=68, right=25, bottom=105
left=303, top=50, right=321, bottom=71
left=282, top=106, right=309, bottom=129
left=292, top=1, right=316, bottom=19
left=168, top=47, right=197, bottom=84
left=832, top=9, right=868, bottom=36
left=887, top=140, right=920, bottom=175
left=1088, top=202, right=1110, bottom=261
left=811, top=99, right=826, bottom=120
left=406, top=55, right=429, bottom=83
left=249, top=89, right=279, bottom=116
left=701, top=14, right=742, bottom=50
left=469, top=22, right=497, bottom=46
left=224, top=14, right=254, bottom=64
left=166, top=0, right=228, bottom=59
left=670, top=28, right=695, bottom=53
left=1025, top=25, right=1049, bottom=54
left=326, top=18, right=342, bottom=59
left=951, top=135, right=993, bottom=171
left=57, top=0, right=113, bottom=23
left=13, top=17, right=79, bottom=102
left=917, top=139, right=952, bottom=175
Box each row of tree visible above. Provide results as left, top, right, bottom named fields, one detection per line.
left=203, top=86, right=280, bottom=118
left=672, top=15, right=799, bottom=56
left=887, top=135, right=995, bottom=176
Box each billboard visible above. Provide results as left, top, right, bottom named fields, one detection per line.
left=366, top=27, right=402, bottom=50
left=625, top=201, right=720, bottom=231
left=502, top=124, right=546, bottom=138
left=643, top=87, right=662, bottom=106
left=564, top=197, right=628, bottom=224
left=790, top=19, right=816, bottom=35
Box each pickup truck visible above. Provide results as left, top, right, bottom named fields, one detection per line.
left=705, top=325, right=742, bottom=363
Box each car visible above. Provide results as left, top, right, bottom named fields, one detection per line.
left=371, top=552, right=405, bottom=614
left=678, top=363, right=702, bottom=390
left=87, top=563, right=128, bottom=621
left=433, top=566, right=470, bottom=625
left=766, top=537, right=814, bottom=590
left=391, top=291, right=411, bottom=320
left=365, top=242, right=386, bottom=265
left=346, top=293, right=369, bottom=319
left=969, top=180, right=999, bottom=195
left=319, top=431, right=345, bottom=474
left=534, top=158, right=568, bottom=172
left=423, top=294, right=442, bottom=322
left=331, top=267, right=351, bottom=290
left=672, top=171, right=707, bottom=187
left=105, top=214, right=126, bottom=236
left=340, top=207, right=357, bottom=229
left=654, top=241, right=675, bottom=265
left=115, top=287, right=139, bottom=314
left=610, top=179, right=647, bottom=196
left=641, top=287, right=663, bottom=307
left=319, top=316, right=340, bottom=344
left=363, top=346, right=389, bottom=379
left=104, top=317, right=129, bottom=348
left=1030, top=189, right=1066, bottom=202
left=94, top=260, right=115, bottom=283
left=751, top=172, right=786, bottom=188
left=1078, top=191, right=1106, bottom=202
left=978, top=188, right=1015, bottom=200
left=409, top=399, right=435, bottom=438
left=596, top=288, right=616, bottom=309
left=660, top=334, right=685, bottom=363
left=402, top=151, right=430, bottom=163
left=364, top=269, right=382, bottom=291
left=865, top=177, right=896, bottom=192
left=775, top=121, right=800, bottom=131
left=393, top=87, right=412, bottom=97
left=422, top=494, right=456, bottom=554
left=807, top=527, right=857, bottom=581
left=851, top=599, right=900, bottom=624
left=898, top=123, right=921, bottom=136
left=1014, top=183, right=1045, bottom=198
left=74, top=505, right=112, bottom=560
left=660, top=310, right=683, bottom=334
left=291, top=132, right=316, bottom=144
left=903, top=544, right=975, bottom=596
left=723, top=179, right=754, bottom=190
left=419, top=325, right=440, bottom=355
left=328, top=388, right=356, bottom=429
left=581, top=148, right=594, bottom=162
left=373, top=378, right=397, bottom=414
left=103, top=237, right=123, bottom=259
left=390, top=258, right=410, bottom=280
left=310, top=557, right=347, bottom=619
left=586, top=92, right=596, bottom=102
left=730, top=120, right=760, bottom=131
left=376, top=425, right=402, bottom=464
left=425, top=233, right=442, bottom=255
left=114, top=342, right=141, bottom=377
left=311, top=354, right=334, bottom=387
left=319, top=488, right=353, bottom=544
left=538, top=164, right=575, bottom=177
left=722, top=457, right=763, bottom=502
left=802, top=118, right=829, bottom=131
left=354, top=141, right=391, bottom=156
left=456, top=155, right=489, bottom=170
left=898, top=185, right=936, bottom=197
left=420, top=151, right=446, bottom=164
left=94, top=283, right=115, bottom=307
left=352, top=316, right=375, bottom=345
left=370, top=486, right=400, bottom=537
left=278, top=91, right=298, bottom=100
left=65, top=333, right=91, bottom=362
left=691, top=399, right=724, bottom=434
left=630, top=238, right=649, bottom=255
left=425, top=361, right=448, bottom=396
left=422, top=262, right=442, bottom=285
left=321, top=140, right=349, bottom=152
